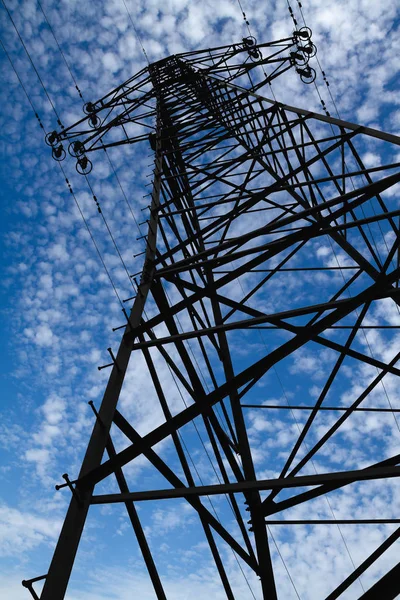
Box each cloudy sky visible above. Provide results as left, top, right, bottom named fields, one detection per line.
left=1, top=0, right=400, bottom=599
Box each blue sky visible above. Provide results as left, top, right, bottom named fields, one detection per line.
left=1, top=0, right=400, bottom=599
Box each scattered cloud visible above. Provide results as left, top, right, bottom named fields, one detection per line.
left=0, top=0, right=399, bottom=597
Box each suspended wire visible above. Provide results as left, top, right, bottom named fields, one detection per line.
left=7, top=8, right=251, bottom=581
left=63, top=169, right=124, bottom=307
left=233, top=0, right=277, bottom=101
left=3, top=0, right=135, bottom=303
left=33, top=2, right=149, bottom=257
left=0, top=36, right=44, bottom=131
left=221, top=4, right=365, bottom=580
left=50, top=40, right=230, bottom=558
left=120, top=0, right=150, bottom=65
left=13, top=0, right=221, bottom=452
left=168, top=366, right=258, bottom=600
left=235, top=0, right=252, bottom=38
left=294, top=0, right=341, bottom=119
left=101, top=144, right=145, bottom=239
left=36, top=0, right=83, bottom=100
left=287, top=0, right=399, bottom=278
left=291, top=0, right=396, bottom=269
left=1, top=2, right=215, bottom=521
left=219, top=4, right=305, bottom=597
left=279, top=6, right=398, bottom=590
left=289, top=0, right=395, bottom=272
left=1, top=0, right=63, bottom=127
left=36, top=0, right=147, bottom=249
left=287, top=0, right=400, bottom=432
left=31, top=2, right=147, bottom=285
left=0, top=33, right=125, bottom=309
left=212, top=3, right=396, bottom=592
left=285, top=0, right=400, bottom=405
left=83, top=173, right=138, bottom=294
left=3, top=8, right=255, bottom=597
left=232, top=4, right=367, bottom=580
left=267, top=525, right=301, bottom=600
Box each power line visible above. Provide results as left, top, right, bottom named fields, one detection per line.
left=233, top=0, right=277, bottom=100
left=101, top=144, right=145, bottom=241
left=294, top=0, right=341, bottom=119
left=36, top=0, right=84, bottom=101
left=0, top=36, right=44, bottom=131
left=287, top=0, right=400, bottom=437
left=33, top=2, right=149, bottom=257
left=62, top=169, right=124, bottom=308
left=0, top=33, right=125, bottom=310
left=1, top=0, right=64, bottom=127
left=84, top=173, right=138, bottom=294
left=120, top=0, right=149, bottom=65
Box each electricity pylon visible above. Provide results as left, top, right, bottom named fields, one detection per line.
left=24, top=32, right=400, bottom=599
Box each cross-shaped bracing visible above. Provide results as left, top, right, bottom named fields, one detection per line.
left=74, top=260, right=400, bottom=490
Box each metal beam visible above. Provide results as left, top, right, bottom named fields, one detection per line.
left=90, top=465, right=400, bottom=503
left=325, top=528, right=400, bottom=600
left=357, top=561, right=400, bottom=600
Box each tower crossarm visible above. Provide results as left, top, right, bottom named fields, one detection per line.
left=45, top=30, right=316, bottom=172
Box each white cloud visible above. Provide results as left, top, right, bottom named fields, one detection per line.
left=0, top=503, right=61, bottom=558
left=102, top=51, right=121, bottom=73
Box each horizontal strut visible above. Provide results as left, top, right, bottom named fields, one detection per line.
left=90, top=465, right=400, bottom=503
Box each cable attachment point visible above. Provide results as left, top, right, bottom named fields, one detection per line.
left=290, top=44, right=317, bottom=68
left=293, top=26, right=312, bottom=41
left=45, top=130, right=60, bottom=147
left=83, top=102, right=96, bottom=114
left=291, top=27, right=317, bottom=84
left=300, top=42, right=317, bottom=58
left=68, top=140, right=85, bottom=157
left=296, top=65, right=316, bottom=84
left=76, top=155, right=93, bottom=175
left=242, top=36, right=261, bottom=60
left=68, top=140, right=93, bottom=174
left=83, top=102, right=101, bottom=128
left=51, top=144, right=66, bottom=161
left=88, top=113, right=101, bottom=128
left=290, top=50, right=308, bottom=66
left=242, top=36, right=256, bottom=47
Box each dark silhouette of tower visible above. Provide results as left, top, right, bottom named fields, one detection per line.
left=24, top=33, right=400, bottom=600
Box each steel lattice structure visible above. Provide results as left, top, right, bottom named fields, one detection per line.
left=24, top=33, right=400, bottom=599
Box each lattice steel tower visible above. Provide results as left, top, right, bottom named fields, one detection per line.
left=24, top=32, right=400, bottom=599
